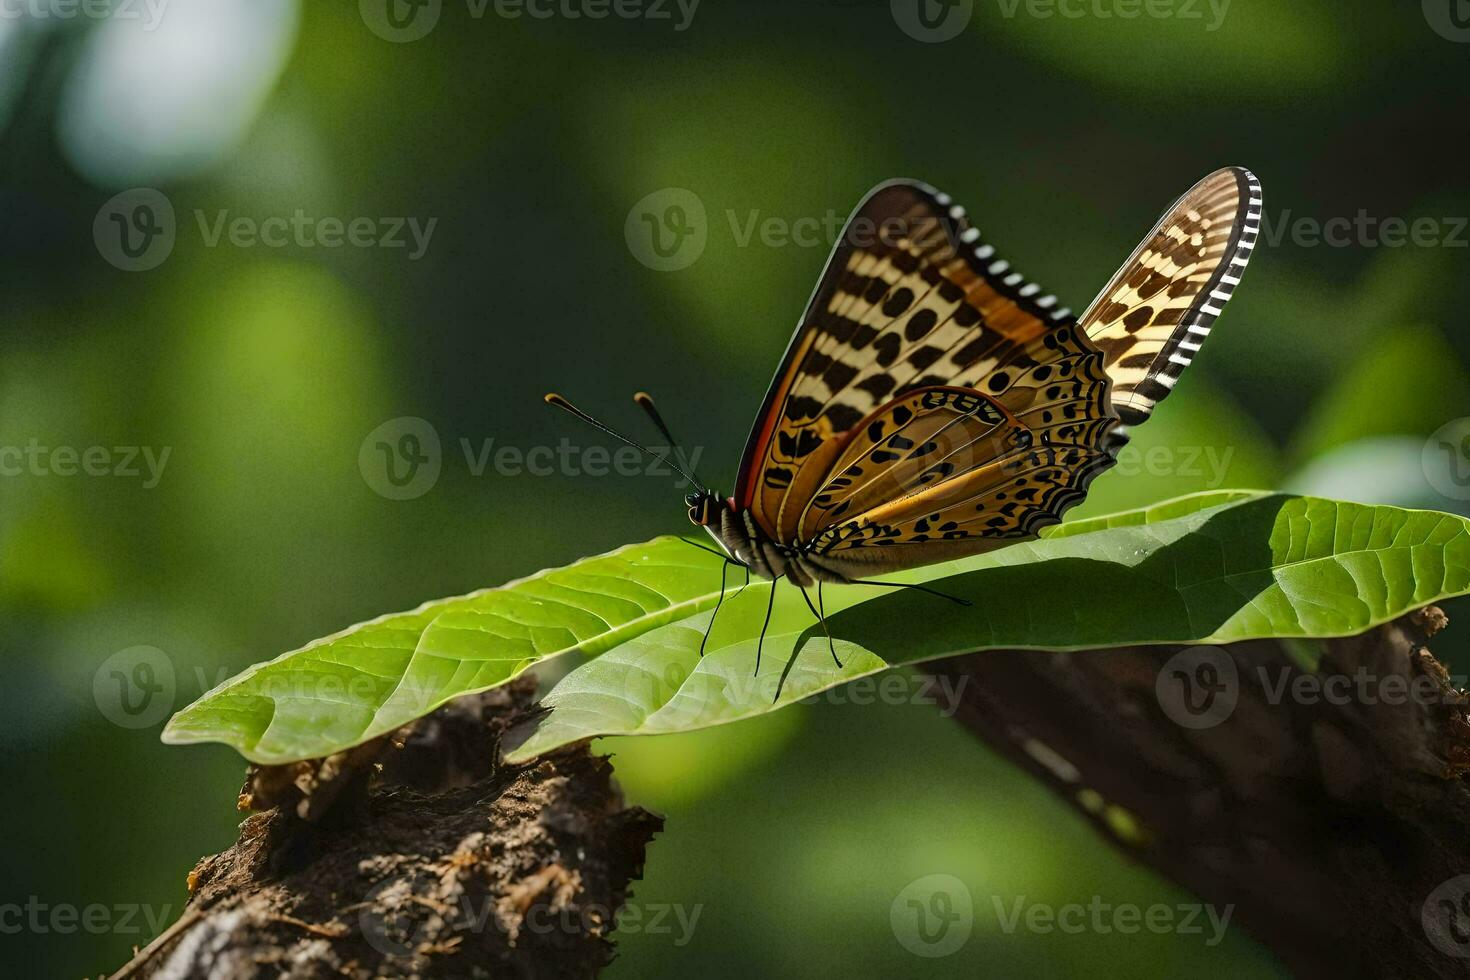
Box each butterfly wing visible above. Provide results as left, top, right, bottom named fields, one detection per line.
left=733, top=180, right=1083, bottom=545
left=797, top=327, right=1117, bottom=580
left=731, top=170, right=1258, bottom=580
left=1079, top=166, right=1262, bottom=425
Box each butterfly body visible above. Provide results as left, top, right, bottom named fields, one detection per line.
left=693, top=494, right=846, bottom=586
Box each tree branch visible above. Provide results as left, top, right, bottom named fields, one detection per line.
left=927, top=607, right=1470, bottom=979
left=111, top=678, right=662, bottom=979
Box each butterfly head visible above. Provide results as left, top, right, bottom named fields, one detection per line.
left=685, top=488, right=723, bottom=527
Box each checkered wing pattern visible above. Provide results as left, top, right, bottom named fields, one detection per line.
left=1078, top=167, right=1262, bottom=425
left=733, top=181, right=1120, bottom=573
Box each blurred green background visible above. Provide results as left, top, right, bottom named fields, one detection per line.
left=2, top=1, right=1468, bottom=976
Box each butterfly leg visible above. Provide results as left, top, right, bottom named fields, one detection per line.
left=754, top=575, right=780, bottom=677
left=818, top=582, right=844, bottom=666
left=795, top=583, right=842, bottom=668
left=699, top=559, right=734, bottom=658
left=848, top=579, right=973, bottom=607
left=676, top=536, right=730, bottom=561
left=732, top=563, right=751, bottom=598
left=773, top=635, right=802, bottom=704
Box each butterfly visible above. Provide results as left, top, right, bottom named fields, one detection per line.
left=548, top=167, right=1262, bottom=672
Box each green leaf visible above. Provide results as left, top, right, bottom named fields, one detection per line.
left=1043, top=489, right=1267, bottom=536
left=165, top=492, right=1470, bottom=766
left=162, top=539, right=726, bottom=763
left=504, top=494, right=1470, bottom=761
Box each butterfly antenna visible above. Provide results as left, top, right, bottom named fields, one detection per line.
left=543, top=392, right=699, bottom=486
left=633, top=391, right=706, bottom=492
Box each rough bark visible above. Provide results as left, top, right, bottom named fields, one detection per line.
left=927, top=607, right=1470, bottom=979
left=109, top=678, right=662, bottom=980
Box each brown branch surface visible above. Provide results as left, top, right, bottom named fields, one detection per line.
left=927, top=607, right=1470, bottom=979
left=112, top=679, right=662, bottom=980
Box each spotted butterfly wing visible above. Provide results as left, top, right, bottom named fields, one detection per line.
left=1079, top=166, right=1262, bottom=424
left=731, top=180, right=1121, bottom=579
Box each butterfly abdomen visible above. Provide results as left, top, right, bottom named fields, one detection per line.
left=713, top=504, right=850, bottom=587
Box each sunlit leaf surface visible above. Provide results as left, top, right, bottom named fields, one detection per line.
left=507, top=492, right=1470, bottom=759
left=164, top=492, right=1470, bottom=764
